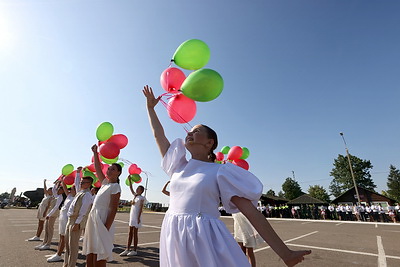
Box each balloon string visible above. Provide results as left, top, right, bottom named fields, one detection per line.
left=159, top=97, right=193, bottom=132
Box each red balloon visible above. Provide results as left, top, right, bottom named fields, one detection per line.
left=57, top=174, right=63, bottom=181
left=107, top=134, right=128, bottom=149
left=160, top=67, right=186, bottom=93
left=215, top=152, right=224, bottom=161
left=167, top=93, right=197, bottom=123
left=63, top=170, right=77, bottom=185
left=86, top=164, right=96, bottom=172
left=232, top=159, right=249, bottom=170
left=99, top=142, right=120, bottom=159
left=93, top=181, right=101, bottom=188
left=227, top=146, right=243, bottom=160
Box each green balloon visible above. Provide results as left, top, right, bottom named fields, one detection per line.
left=220, top=146, right=230, bottom=155
left=117, top=162, right=124, bottom=168
left=82, top=170, right=97, bottom=182
left=66, top=184, right=73, bottom=189
left=181, top=69, right=224, bottom=102
left=125, top=174, right=141, bottom=186
left=240, top=147, right=250, bottom=160
left=62, top=164, right=74, bottom=175
left=101, top=155, right=118, bottom=164
left=173, top=39, right=210, bottom=70
left=96, top=122, right=114, bottom=141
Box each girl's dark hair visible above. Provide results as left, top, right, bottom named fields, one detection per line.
left=201, top=124, right=218, bottom=162
left=138, top=185, right=145, bottom=191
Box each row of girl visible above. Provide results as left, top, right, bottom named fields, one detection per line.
left=27, top=85, right=311, bottom=267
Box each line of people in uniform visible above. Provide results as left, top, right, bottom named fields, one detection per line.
left=257, top=203, right=400, bottom=223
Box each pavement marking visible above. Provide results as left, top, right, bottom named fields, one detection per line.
left=301, top=221, right=314, bottom=225
left=375, top=223, right=378, bottom=228
left=286, top=243, right=400, bottom=260
left=377, top=236, right=387, bottom=267
left=254, top=231, right=318, bottom=253
left=335, top=222, right=344, bottom=226
left=383, top=230, right=400, bottom=233
left=13, top=224, right=40, bottom=226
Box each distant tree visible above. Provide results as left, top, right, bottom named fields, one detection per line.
left=387, top=165, right=400, bottom=202
left=308, top=185, right=330, bottom=203
left=282, top=177, right=303, bottom=200
left=266, top=189, right=276, bottom=196
left=277, top=191, right=285, bottom=198
left=0, top=192, right=10, bottom=200
left=329, top=154, right=375, bottom=197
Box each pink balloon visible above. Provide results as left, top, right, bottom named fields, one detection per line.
left=232, top=159, right=249, bottom=170
left=107, top=134, right=128, bottom=149
left=135, top=167, right=142, bottom=175
left=167, top=93, right=197, bottom=123
left=215, top=152, right=224, bottom=161
left=128, top=164, right=138, bottom=175
left=160, top=67, right=186, bottom=93
left=99, top=142, right=120, bottom=159
left=101, top=164, right=109, bottom=175
left=227, top=146, right=243, bottom=160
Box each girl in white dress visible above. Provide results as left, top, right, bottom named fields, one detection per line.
left=83, top=145, right=122, bottom=267
left=27, top=179, right=52, bottom=241
left=233, top=212, right=265, bottom=267
left=120, top=182, right=146, bottom=256
left=143, top=85, right=311, bottom=267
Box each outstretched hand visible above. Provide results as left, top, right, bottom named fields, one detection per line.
left=91, top=144, right=98, bottom=153
left=142, top=85, right=160, bottom=109
left=283, top=249, right=311, bottom=267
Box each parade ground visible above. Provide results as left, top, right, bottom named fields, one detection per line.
left=1, top=208, right=399, bottom=267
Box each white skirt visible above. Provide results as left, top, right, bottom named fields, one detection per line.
left=58, top=212, right=68, bottom=236
left=233, top=212, right=264, bottom=248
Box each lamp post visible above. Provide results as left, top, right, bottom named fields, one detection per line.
left=339, top=132, right=361, bottom=204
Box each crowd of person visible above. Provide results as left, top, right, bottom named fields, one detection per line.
left=23, top=85, right=311, bottom=267
left=256, top=203, right=400, bottom=223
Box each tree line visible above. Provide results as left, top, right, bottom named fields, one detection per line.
left=266, top=154, right=400, bottom=203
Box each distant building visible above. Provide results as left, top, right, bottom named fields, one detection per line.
left=331, top=186, right=397, bottom=206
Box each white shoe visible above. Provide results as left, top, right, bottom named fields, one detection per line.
left=127, top=250, right=137, bottom=256
left=39, top=244, right=51, bottom=250
left=27, top=236, right=40, bottom=241
left=34, top=244, right=44, bottom=250
left=79, top=236, right=84, bottom=242
left=47, top=254, right=63, bottom=262
left=119, top=249, right=130, bottom=256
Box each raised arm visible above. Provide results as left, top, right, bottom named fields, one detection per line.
left=91, top=144, right=107, bottom=183
left=61, top=178, right=70, bottom=196
left=74, top=167, right=82, bottom=192
left=128, top=177, right=137, bottom=197
left=43, top=179, right=48, bottom=197
left=162, top=180, right=170, bottom=196
left=231, top=196, right=311, bottom=267
left=142, top=85, right=170, bottom=157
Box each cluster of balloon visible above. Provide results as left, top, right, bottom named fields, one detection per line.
left=60, top=164, right=77, bottom=188
left=215, top=146, right=250, bottom=170
left=159, top=39, right=224, bottom=123
left=125, top=164, right=143, bottom=186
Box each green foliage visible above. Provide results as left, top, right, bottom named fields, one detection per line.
left=282, top=177, right=303, bottom=200
left=277, top=191, right=285, bottom=198
left=308, top=185, right=330, bottom=203
left=387, top=165, right=400, bottom=202
left=0, top=192, right=10, bottom=200
left=329, top=154, right=375, bottom=197
left=266, top=189, right=276, bottom=196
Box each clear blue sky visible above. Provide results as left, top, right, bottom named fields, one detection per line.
left=1, top=0, right=399, bottom=205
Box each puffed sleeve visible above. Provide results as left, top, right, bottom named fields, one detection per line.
left=110, top=183, right=121, bottom=195
left=161, top=138, right=188, bottom=177
left=217, top=163, right=263, bottom=214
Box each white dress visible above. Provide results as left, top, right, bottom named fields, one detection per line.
left=161, top=139, right=263, bottom=267
left=59, top=194, right=74, bottom=235
left=82, top=179, right=121, bottom=261
left=233, top=212, right=265, bottom=248
left=129, top=195, right=146, bottom=228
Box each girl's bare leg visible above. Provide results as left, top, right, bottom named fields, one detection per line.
left=56, top=235, right=65, bottom=256
left=86, top=253, right=95, bottom=267
left=127, top=227, right=133, bottom=250
left=246, top=247, right=256, bottom=267
left=36, top=220, right=44, bottom=237
left=133, top=227, right=139, bottom=251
